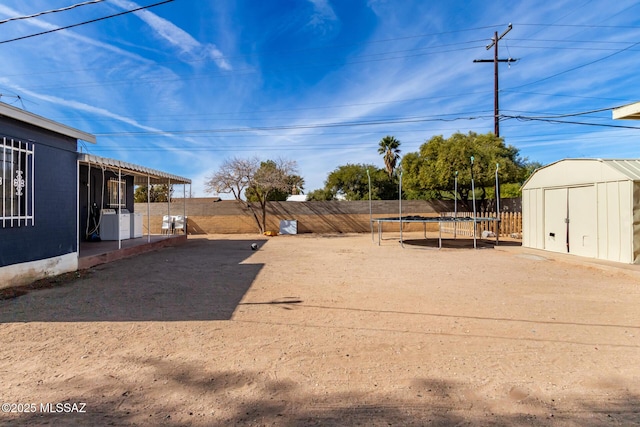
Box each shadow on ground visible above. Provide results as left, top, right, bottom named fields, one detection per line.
left=0, top=239, right=266, bottom=323
left=401, top=237, right=522, bottom=249
left=2, top=357, right=639, bottom=426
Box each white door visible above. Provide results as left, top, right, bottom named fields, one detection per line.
left=544, top=188, right=568, bottom=253
left=568, top=186, right=596, bottom=258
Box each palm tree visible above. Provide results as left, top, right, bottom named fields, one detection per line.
left=377, top=135, right=401, bottom=177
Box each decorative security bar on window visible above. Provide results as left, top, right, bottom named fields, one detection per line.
left=1, top=136, right=34, bottom=227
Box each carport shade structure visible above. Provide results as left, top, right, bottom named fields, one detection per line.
left=78, top=153, right=191, bottom=249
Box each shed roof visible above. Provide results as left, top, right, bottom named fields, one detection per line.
left=0, top=102, right=96, bottom=144
left=605, top=159, right=640, bottom=180
left=78, top=153, right=191, bottom=185
left=522, top=158, right=640, bottom=189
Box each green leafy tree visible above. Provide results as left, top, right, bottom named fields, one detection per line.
left=377, top=135, right=401, bottom=178
left=523, top=160, right=543, bottom=179
left=306, top=188, right=335, bottom=201
left=318, top=163, right=397, bottom=201
left=134, top=184, right=172, bottom=203
left=264, top=174, right=306, bottom=201
left=401, top=131, right=527, bottom=209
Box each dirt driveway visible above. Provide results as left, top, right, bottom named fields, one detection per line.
left=0, top=233, right=639, bottom=426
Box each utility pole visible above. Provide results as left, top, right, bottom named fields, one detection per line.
left=473, top=24, right=517, bottom=137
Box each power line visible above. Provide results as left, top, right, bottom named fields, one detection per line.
left=93, top=114, right=493, bottom=137
left=509, top=38, right=636, bottom=46
left=0, top=30, right=498, bottom=81
left=500, top=90, right=632, bottom=103
left=0, top=0, right=174, bottom=45
left=510, top=45, right=640, bottom=52
left=506, top=39, right=640, bottom=91
left=15, top=43, right=487, bottom=93
left=7, top=19, right=638, bottom=102
left=233, top=28, right=502, bottom=62
left=90, top=144, right=382, bottom=152
left=502, top=107, right=614, bottom=118
left=513, top=23, right=640, bottom=30
left=47, top=104, right=637, bottom=145
left=75, top=106, right=632, bottom=141
left=48, top=90, right=634, bottom=125
left=0, top=1, right=106, bottom=25
left=501, top=115, right=640, bottom=130
left=58, top=106, right=494, bottom=123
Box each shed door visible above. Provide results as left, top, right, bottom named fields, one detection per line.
left=544, top=188, right=568, bottom=253
left=568, top=186, right=596, bottom=258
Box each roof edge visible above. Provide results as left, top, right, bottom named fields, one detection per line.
left=522, top=158, right=640, bottom=189
left=78, top=153, right=191, bottom=185
left=0, top=102, right=96, bottom=144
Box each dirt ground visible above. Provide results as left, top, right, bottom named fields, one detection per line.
left=1, top=232, right=639, bottom=426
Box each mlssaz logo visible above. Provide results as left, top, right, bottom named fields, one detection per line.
left=40, top=402, right=87, bottom=413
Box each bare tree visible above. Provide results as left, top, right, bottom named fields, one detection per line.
left=204, top=157, right=259, bottom=199
left=246, top=158, right=299, bottom=232
left=205, top=156, right=300, bottom=233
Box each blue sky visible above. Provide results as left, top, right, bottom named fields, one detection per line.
left=1, top=0, right=640, bottom=197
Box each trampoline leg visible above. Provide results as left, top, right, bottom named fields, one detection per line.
left=473, top=220, right=477, bottom=249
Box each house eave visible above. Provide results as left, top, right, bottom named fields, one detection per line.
left=0, top=102, right=96, bottom=144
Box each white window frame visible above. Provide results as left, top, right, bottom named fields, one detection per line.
left=1, top=136, right=34, bottom=227
left=108, top=179, right=126, bottom=208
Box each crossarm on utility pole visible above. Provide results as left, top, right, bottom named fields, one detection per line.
left=473, top=24, right=518, bottom=138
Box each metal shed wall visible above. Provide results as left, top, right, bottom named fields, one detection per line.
left=522, top=159, right=640, bottom=264
left=632, top=182, right=640, bottom=263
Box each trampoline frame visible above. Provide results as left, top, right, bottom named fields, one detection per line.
left=372, top=216, right=500, bottom=249
left=368, top=157, right=502, bottom=250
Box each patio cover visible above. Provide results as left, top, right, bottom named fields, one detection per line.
left=78, top=153, right=191, bottom=185
left=78, top=153, right=191, bottom=247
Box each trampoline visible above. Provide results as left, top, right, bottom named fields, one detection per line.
left=372, top=215, right=500, bottom=249
left=367, top=157, right=503, bottom=250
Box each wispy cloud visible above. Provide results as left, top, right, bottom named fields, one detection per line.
left=111, top=0, right=231, bottom=70
left=0, top=5, right=155, bottom=64
left=306, top=0, right=339, bottom=35
left=0, top=78, right=167, bottom=133
left=0, top=78, right=214, bottom=170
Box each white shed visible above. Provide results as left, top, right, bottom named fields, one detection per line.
left=521, top=159, right=640, bottom=264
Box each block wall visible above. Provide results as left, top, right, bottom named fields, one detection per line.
left=134, top=199, right=456, bottom=235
